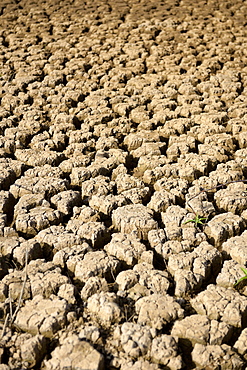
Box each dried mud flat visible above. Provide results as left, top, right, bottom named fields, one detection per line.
left=1, top=0, right=247, bottom=369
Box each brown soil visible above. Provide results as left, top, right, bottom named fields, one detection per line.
left=1, top=0, right=247, bottom=369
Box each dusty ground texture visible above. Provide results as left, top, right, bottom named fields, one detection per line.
left=1, top=0, right=247, bottom=369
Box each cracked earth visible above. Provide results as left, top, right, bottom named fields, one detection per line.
left=1, top=0, right=247, bottom=369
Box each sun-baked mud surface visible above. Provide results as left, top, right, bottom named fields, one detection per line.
left=1, top=0, right=247, bottom=369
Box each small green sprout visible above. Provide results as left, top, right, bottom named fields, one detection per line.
left=234, top=267, right=247, bottom=287
left=183, top=214, right=207, bottom=227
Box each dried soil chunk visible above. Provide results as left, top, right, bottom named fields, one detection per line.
left=86, top=149, right=126, bottom=177
left=214, top=182, right=247, bottom=214
left=116, top=270, right=139, bottom=291
left=135, top=294, right=184, bottom=329
left=161, top=205, right=187, bottom=228
left=71, top=205, right=99, bottom=223
left=198, top=143, right=229, bottom=163
left=209, top=161, right=244, bottom=185
left=234, top=328, right=247, bottom=358
left=148, top=228, right=167, bottom=250
left=234, top=149, right=247, bottom=176
left=15, top=148, right=64, bottom=167
left=36, top=225, right=83, bottom=256
left=130, top=143, right=164, bottom=159
left=177, top=153, right=216, bottom=181
left=115, top=173, right=146, bottom=194
left=0, top=158, right=24, bottom=190
left=24, top=165, right=64, bottom=179
left=150, top=335, right=183, bottom=369
left=70, top=167, right=91, bottom=186
left=10, top=176, right=68, bottom=199
left=14, top=194, right=50, bottom=216
left=81, top=175, right=114, bottom=201
left=205, top=133, right=235, bottom=152
left=15, top=206, right=62, bottom=236
left=74, top=250, right=120, bottom=284
left=13, top=239, right=42, bottom=267
left=79, top=325, right=101, bottom=343
left=27, top=259, right=69, bottom=298
left=221, top=230, right=247, bottom=265
left=185, top=185, right=215, bottom=217
left=15, top=295, right=69, bottom=337
left=133, top=263, right=170, bottom=294
left=216, top=260, right=244, bottom=289
left=111, top=164, right=128, bottom=180
left=57, top=283, right=76, bottom=304
left=153, top=177, right=189, bottom=202
left=30, top=131, right=67, bottom=152
left=59, top=154, right=92, bottom=174
left=119, top=322, right=154, bottom=358
left=189, top=115, right=227, bottom=142
left=0, top=214, right=7, bottom=236
left=204, top=213, right=244, bottom=247
left=166, top=134, right=196, bottom=162
left=87, top=292, right=121, bottom=326
left=50, top=190, right=81, bottom=214
left=0, top=191, right=15, bottom=214
left=191, top=343, right=244, bottom=370
left=161, top=205, right=187, bottom=241
left=121, top=187, right=150, bottom=205
left=129, top=107, right=150, bottom=125
left=168, top=241, right=222, bottom=296
left=2, top=268, right=31, bottom=301
left=157, top=118, right=191, bottom=138
left=171, top=314, right=233, bottom=346
left=0, top=280, right=7, bottom=301
left=143, top=164, right=178, bottom=186
left=89, top=194, right=127, bottom=216
left=53, top=243, right=92, bottom=274
left=148, top=229, right=192, bottom=261
left=173, top=269, right=203, bottom=297
left=21, top=334, right=47, bottom=368
left=112, top=204, right=158, bottom=240
left=237, top=132, right=247, bottom=149
left=137, top=154, right=167, bottom=174
left=67, top=221, right=108, bottom=248
left=0, top=235, right=25, bottom=258
left=104, top=233, right=146, bottom=268
left=81, top=277, right=109, bottom=301
left=147, top=190, right=176, bottom=213
left=95, top=139, right=117, bottom=155
left=191, top=284, right=247, bottom=328
left=120, top=360, right=159, bottom=370
left=44, top=335, right=104, bottom=370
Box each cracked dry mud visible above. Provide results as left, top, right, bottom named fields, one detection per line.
left=1, top=0, right=247, bottom=369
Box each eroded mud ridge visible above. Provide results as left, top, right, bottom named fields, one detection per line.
left=1, top=0, right=247, bottom=369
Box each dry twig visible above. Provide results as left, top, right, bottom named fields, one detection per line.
left=0, top=248, right=28, bottom=339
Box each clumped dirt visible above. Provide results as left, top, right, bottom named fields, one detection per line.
left=1, top=0, right=247, bottom=369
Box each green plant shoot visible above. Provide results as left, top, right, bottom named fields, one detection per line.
left=183, top=214, right=207, bottom=226
left=234, top=267, right=247, bottom=287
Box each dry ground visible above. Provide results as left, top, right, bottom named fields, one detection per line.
left=1, top=0, right=247, bottom=369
